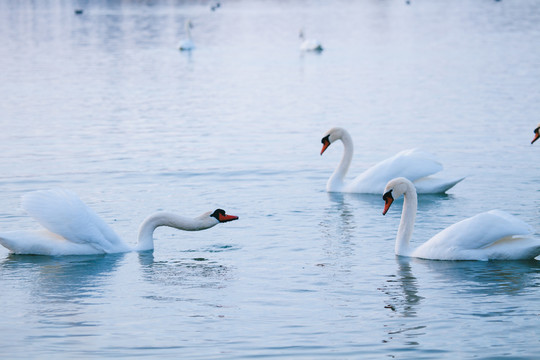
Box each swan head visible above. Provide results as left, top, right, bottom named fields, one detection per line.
left=209, top=209, right=239, bottom=223
left=382, top=177, right=413, bottom=215
left=183, top=209, right=238, bottom=231
left=185, top=19, right=194, bottom=30
left=532, top=124, right=540, bottom=144
left=320, top=127, right=345, bottom=155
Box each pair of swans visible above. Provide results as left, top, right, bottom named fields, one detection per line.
left=0, top=189, right=237, bottom=256
left=379, top=123, right=540, bottom=260
left=322, top=126, right=540, bottom=260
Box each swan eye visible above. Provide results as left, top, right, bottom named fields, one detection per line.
left=321, top=134, right=330, bottom=145
left=382, top=190, right=393, bottom=201
left=210, top=209, right=225, bottom=219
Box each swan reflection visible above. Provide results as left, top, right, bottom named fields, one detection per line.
left=381, top=257, right=424, bottom=318
left=1, top=253, right=125, bottom=301
left=414, top=258, right=540, bottom=296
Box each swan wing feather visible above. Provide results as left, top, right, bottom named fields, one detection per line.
left=21, top=189, right=123, bottom=252
left=425, top=210, right=533, bottom=251
left=349, top=149, right=443, bottom=193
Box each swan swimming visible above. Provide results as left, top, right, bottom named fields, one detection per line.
left=320, top=127, right=464, bottom=194
left=299, top=29, right=323, bottom=52
left=382, top=177, right=540, bottom=260
left=0, top=189, right=238, bottom=256
left=178, top=19, right=195, bottom=51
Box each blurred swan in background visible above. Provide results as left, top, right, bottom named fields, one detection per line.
left=299, top=29, right=323, bottom=52
left=178, top=19, right=195, bottom=51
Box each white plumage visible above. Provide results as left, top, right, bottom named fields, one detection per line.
left=382, top=177, right=540, bottom=260
left=320, top=127, right=463, bottom=194
left=0, top=189, right=238, bottom=256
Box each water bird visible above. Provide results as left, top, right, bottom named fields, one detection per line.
left=211, top=2, right=221, bottom=11
left=0, top=189, right=238, bottom=256
left=531, top=123, right=540, bottom=144
left=74, top=9, right=83, bottom=15
left=320, top=127, right=464, bottom=194
left=178, top=19, right=195, bottom=51
left=299, top=29, right=323, bottom=52
left=382, top=177, right=540, bottom=260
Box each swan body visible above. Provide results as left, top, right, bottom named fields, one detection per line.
left=0, top=189, right=238, bottom=256
left=382, top=177, right=540, bottom=260
left=178, top=19, right=195, bottom=51
left=532, top=123, right=540, bottom=144
left=320, top=127, right=464, bottom=194
left=299, top=29, right=323, bottom=52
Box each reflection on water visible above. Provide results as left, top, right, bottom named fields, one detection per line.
left=1, top=253, right=125, bottom=301
left=1, top=0, right=540, bottom=358
left=415, top=258, right=540, bottom=296
left=381, top=257, right=424, bottom=318
left=137, top=251, right=232, bottom=289
left=319, top=192, right=359, bottom=263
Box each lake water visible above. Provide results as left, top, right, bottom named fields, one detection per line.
left=1, top=0, right=540, bottom=358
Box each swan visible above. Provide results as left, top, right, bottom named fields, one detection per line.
left=531, top=123, right=540, bottom=144
left=178, top=19, right=195, bottom=51
left=320, top=127, right=464, bottom=194
left=0, top=189, right=238, bottom=256
left=382, top=177, right=540, bottom=260
left=299, top=29, right=323, bottom=52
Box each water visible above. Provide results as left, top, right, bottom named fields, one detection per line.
left=1, top=0, right=540, bottom=358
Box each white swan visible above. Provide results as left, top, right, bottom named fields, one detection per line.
left=531, top=123, right=540, bottom=144
left=299, top=29, right=323, bottom=52
left=320, top=127, right=464, bottom=194
left=178, top=19, right=195, bottom=51
left=382, top=177, right=540, bottom=260
left=0, top=189, right=238, bottom=256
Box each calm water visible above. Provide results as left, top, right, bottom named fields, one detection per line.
left=1, top=0, right=540, bottom=358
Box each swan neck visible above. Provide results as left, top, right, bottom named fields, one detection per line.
left=136, top=212, right=216, bottom=251
left=395, top=185, right=417, bottom=256
left=328, top=131, right=353, bottom=190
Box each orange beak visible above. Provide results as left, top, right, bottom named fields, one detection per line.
left=382, top=191, right=394, bottom=215
left=320, top=137, right=330, bottom=155
left=532, top=131, right=540, bottom=145
left=218, top=213, right=238, bottom=223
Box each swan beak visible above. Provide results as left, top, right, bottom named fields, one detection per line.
left=382, top=191, right=394, bottom=215
left=218, top=213, right=239, bottom=223
left=320, top=136, right=331, bottom=155
left=532, top=131, right=540, bottom=144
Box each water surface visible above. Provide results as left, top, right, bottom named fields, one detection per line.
left=1, top=0, right=540, bottom=358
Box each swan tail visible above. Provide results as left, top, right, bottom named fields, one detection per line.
left=413, top=176, right=465, bottom=194
left=21, top=189, right=123, bottom=252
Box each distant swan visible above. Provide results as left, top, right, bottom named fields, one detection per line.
left=0, top=189, right=238, bottom=256
left=299, top=29, right=323, bottom=52
left=320, top=127, right=464, bottom=194
left=178, top=19, right=195, bottom=51
left=382, top=177, right=540, bottom=260
left=532, top=123, right=540, bottom=144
